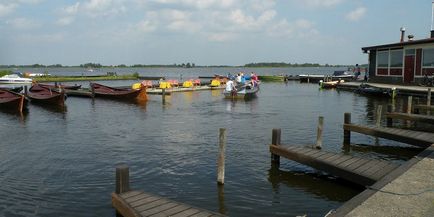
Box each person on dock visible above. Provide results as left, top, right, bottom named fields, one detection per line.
left=354, top=64, right=361, bottom=80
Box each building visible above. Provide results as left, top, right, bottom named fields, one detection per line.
left=362, top=29, right=434, bottom=84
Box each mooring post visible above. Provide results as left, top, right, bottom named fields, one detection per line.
left=115, top=164, right=130, bottom=194
left=162, top=88, right=166, bottom=104
left=387, top=105, right=393, bottom=127
left=315, top=116, right=324, bottom=149
left=428, top=88, right=432, bottom=115
left=217, top=128, right=226, bottom=185
left=271, top=128, right=281, bottom=166
left=343, top=113, right=351, bottom=146
left=407, top=96, right=413, bottom=114
left=376, top=105, right=382, bottom=127
left=24, top=86, right=28, bottom=95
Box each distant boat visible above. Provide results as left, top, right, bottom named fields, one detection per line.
left=26, top=84, right=66, bottom=106
left=0, top=74, right=33, bottom=84
left=90, top=82, right=146, bottom=100
left=223, top=85, right=259, bottom=99
left=299, top=71, right=354, bottom=83
left=0, top=88, right=27, bottom=112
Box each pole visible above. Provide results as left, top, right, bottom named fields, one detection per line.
left=315, top=116, right=324, bottom=149
left=115, top=164, right=130, bottom=194
left=343, top=113, right=351, bottom=146
left=217, top=128, right=226, bottom=185
left=407, top=96, right=413, bottom=114
left=428, top=88, right=431, bottom=115
left=376, top=105, right=382, bottom=127
left=162, top=88, right=166, bottom=104
left=387, top=105, right=393, bottom=127
left=271, top=128, right=281, bottom=166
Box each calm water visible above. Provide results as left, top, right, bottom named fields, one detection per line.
left=0, top=68, right=424, bottom=217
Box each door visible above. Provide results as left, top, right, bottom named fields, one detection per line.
left=404, top=56, right=415, bottom=83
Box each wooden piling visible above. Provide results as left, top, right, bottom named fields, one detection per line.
left=217, top=128, right=226, bottom=185
left=271, top=128, right=281, bottom=166
left=387, top=105, right=393, bottom=127
left=407, top=96, right=413, bottom=114
left=315, top=116, right=324, bottom=149
left=116, top=164, right=130, bottom=194
left=24, top=86, right=28, bottom=95
left=343, top=113, right=351, bottom=146
left=376, top=105, right=382, bottom=127
left=428, top=88, right=431, bottom=115
left=162, top=88, right=166, bottom=104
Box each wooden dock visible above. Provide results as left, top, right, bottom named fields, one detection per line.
left=385, top=112, right=434, bottom=124
left=112, top=165, right=225, bottom=217
left=269, top=144, right=399, bottom=186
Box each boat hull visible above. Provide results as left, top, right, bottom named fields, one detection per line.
left=90, top=83, right=146, bottom=101
left=27, top=84, right=66, bottom=106
left=223, top=86, right=259, bottom=99
left=0, top=89, right=27, bottom=112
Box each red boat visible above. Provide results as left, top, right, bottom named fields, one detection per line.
left=26, top=84, right=66, bottom=106
left=90, top=82, right=146, bottom=100
left=0, top=88, right=27, bottom=112
left=39, top=83, right=82, bottom=90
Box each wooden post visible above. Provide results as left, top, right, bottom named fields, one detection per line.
left=407, top=96, right=413, bottom=114
left=376, top=105, right=382, bottom=127
left=428, top=88, right=431, bottom=115
left=162, top=88, right=166, bottom=104
left=271, top=128, right=281, bottom=166
left=315, top=116, right=324, bottom=149
left=115, top=164, right=130, bottom=194
left=343, top=113, right=351, bottom=146
left=217, top=128, right=226, bottom=185
left=90, top=84, right=95, bottom=98
left=24, top=86, right=28, bottom=95
left=387, top=105, right=393, bottom=127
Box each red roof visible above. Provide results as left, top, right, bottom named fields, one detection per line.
left=362, top=37, right=434, bottom=52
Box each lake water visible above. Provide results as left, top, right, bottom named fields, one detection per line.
left=0, top=67, right=423, bottom=216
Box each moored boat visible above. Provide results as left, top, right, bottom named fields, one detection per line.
left=90, top=82, right=146, bottom=101
left=355, top=83, right=396, bottom=97
left=0, top=88, right=27, bottom=112
left=39, top=83, right=82, bottom=90
left=26, top=84, right=66, bottom=106
left=299, top=71, right=354, bottom=83
left=319, top=79, right=344, bottom=88
left=0, top=73, right=33, bottom=84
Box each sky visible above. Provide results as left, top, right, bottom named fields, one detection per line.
left=0, top=0, right=432, bottom=66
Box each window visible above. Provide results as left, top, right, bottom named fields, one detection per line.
left=423, top=48, right=434, bottom=67
left=377, top=51, right=389, bottom=67
left=390, top=49, right=403, bottom=67
left=405, top=49, right=415, bottom=56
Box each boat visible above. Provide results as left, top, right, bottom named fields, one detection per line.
left=355, top=83, right=396, bottom=97
left=26, top=84, right=66, bottom=106
left=90, top=82, right=146, bottom=100
left=223, top=84, right=259, bottom=99
left=299, top=71, right=354, bottom=83
left=0, top=73, right=33, bottom=84
left=0, top=86, right=24, bottom=93
left=0, top=88, right=27, bottom=112
left=319, top=79, right=344, bottom=88
left=39, top=83, right=82, bottom=90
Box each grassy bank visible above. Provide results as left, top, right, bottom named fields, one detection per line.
left=0, top=70, right=11, bottom=77
left=33, top=73, right=139, bottom=82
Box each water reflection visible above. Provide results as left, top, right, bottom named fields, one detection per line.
left=0, top=108, right=29, bottom=124
left=267, top=166, right=361, bottom=202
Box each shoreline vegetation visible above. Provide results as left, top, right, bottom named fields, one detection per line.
left=0, top=62, right=356, bottom=69
left=33, top=73, right=140, bottom=82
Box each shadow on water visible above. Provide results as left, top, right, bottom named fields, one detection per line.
left=349, top=144, right=423, bottom=161
left=0, top=108, right=29, bottom=123
left=31, top=103, right=68, bottom=114
left=267, top=165, right=362, bottom=202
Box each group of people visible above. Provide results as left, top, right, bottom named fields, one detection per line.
left=354, top=64, right=368, bottom=82
left=225, top=72, right=259, bottom=94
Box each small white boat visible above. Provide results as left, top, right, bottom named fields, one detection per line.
left=223, top=85, right=259, bottom=99
left=0, top=74, right=33, bottom=84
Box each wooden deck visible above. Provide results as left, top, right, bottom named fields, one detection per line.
left=112, top=191, right=225, bottom=217
left=343, top=123, right=434, bottom=147
left=385, top=112, right=434, bottom=124
left=269, top=145, right=399, bottom=186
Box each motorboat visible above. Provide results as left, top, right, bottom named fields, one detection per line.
left=223, top=84, right=259, bottom=99
left=0, top=73, right=33, bottom=84
left=299, top=71, right=354, bottom=83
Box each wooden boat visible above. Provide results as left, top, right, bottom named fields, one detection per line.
left=90, top=82, right=146, bottom=100
left=39, top=83, right=82, bottom=90
left=355, top=84, right=396, bottom=97
left=223, top=84, right=259, bottom=99
left=319, top=79, right=344, bottom=88
left=26, top=84, right=66, bottom=106
left=0, top=88, right=27, bottom=112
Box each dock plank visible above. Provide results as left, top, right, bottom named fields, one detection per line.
left=270, top=145, right=398, bottom=186
left=385, top=112, right=434, bottom=124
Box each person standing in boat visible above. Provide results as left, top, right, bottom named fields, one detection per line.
left=226, top=78, right=237, bottom=96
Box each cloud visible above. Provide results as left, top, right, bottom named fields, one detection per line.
left=346, top=7, right=366, bottom=21
left=300, top=0, right=345, bottom=8
left=83, top=0, right=127, bottom=17
left=8, top=17, right=41, bottom=30
left=56, top=17, right=75, bottom=26
left=0, top=3, right=17, bottom=17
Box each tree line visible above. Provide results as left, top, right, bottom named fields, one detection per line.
left=244, top=62, right=349, bottom=67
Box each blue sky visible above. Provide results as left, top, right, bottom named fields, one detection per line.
left=0, top=0, right=432, bottom=66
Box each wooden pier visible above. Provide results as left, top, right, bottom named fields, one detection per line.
left=385, top=112, right=434, bottom=124
left=269, top=144, right=399, bottom=186
left=112, top=165, right=225, bottom=217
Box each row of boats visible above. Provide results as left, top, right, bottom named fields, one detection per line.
left=0, top=82, right=147, bottom=113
